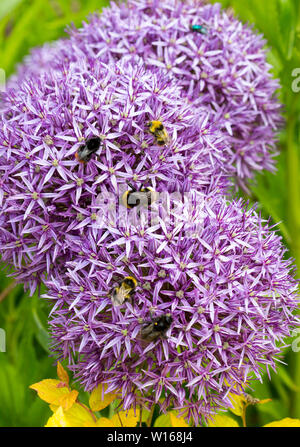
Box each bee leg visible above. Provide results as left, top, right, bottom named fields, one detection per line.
left=127, top=182, right=136, bottom=192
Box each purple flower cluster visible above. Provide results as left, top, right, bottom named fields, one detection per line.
left=0, top=58, right=228, bottom=292
left=46, top=193, right=299, bottom=424
left=10, top=0, right=282, bottom=188
left=0, top=0, right=297, bottom=427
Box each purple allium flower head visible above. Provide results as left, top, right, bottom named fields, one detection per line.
left=0, top=58, right=229, bottom=292
left=10, top=0, right=282, bottom=189
left=7, top=39, right=73, bottom=91
left=45, top=192, right=299, bottom=425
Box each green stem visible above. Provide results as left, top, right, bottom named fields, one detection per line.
left=139, top=404, right=143, bottom=427
left=287, top=116, right=300, bottom=269
left=287, top=113, right=300, bottom=417
left=117, top=411, right=124, bottom=427
left=241, top=404, right=248, bottom=428
left=0, top=280, right=16, bottom=303
left=146, top=405, right=155, bottom=427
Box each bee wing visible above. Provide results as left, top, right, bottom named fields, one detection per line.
left=161, top=128, right=170, bottom=143
left=111, top=285, right=128, bottom=306
left=76, top=145, right=91, bottom=162
left=140, top=322, right=162, bottom=342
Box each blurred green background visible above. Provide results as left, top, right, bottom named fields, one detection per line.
left=0, top=0, right=299, bottom=427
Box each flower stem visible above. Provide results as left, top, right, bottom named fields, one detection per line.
left=139, top=404, right=143, bottom=427
left=117, top=411, right=123, bottom=427
left=146, top=405, right=155, bottom=427
left=286, top=112, right=300, bottom=417
left=0, top=281, right=16, bottom=303
left=241, top=403, right=248, bottom=427
left=287, top=116, right=300, bottom=270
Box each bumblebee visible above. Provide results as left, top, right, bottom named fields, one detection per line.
left=111, top=276, right=137, bottom=306
left=244, top=394, right=260, bottom=405
left=147, top=120, right=169, bottom=146
left=121, top=182, right=158, bottom=209
left=190, top=24, right=207, bottom=35
left=75, top=136, right=101, bottom=163
left=140, top=314, right=172, bottom=342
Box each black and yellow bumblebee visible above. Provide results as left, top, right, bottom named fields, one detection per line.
left=75, top=136, right=101, bottom=163
left=121, top=182, right=158, bottom=209
left=111, top=276, right=137, bottom=306
left=147, top=120, right=169, bottom=146
left=140, top=314, right=172, bottom=342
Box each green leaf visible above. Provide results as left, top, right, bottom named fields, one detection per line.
left=0, top=359, right=25, bottom=425
left=1, top=0, right=45, bottom=73
left=0, top=0, right=23, bottom=21
left=276, top=366, right=300, bottom=392
left=277, top=0, right=297, bottom=59
left=250, top=150, right=291, bottom=245
left=32, top=307, right=50, bottom=353
left=154, top=413, right=172, bottom=427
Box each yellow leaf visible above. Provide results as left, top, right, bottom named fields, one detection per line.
left=48, top=401, right=95, bottom=427
left=228, top=393, right=246, bottom=416
left=111, top=409, right=140, bottom=427
left=264, top=418, right=300, bottom=427
left=64, top=402, right=95, bottom=426
left=30, top=379, right=70, bottom=406
left=97, top=418, right=115, bottom=427
left=84, top=417, right=116, bottom=427
left=48, top=403, right=96, bottom=427
left=207, top=414, right=239, bottom=427
left=30, top=379, right=77, bottom=410
left=57, top=362, right=69, bottom=385
left=170, top=412, right=189, bottom=427
left=45, top=407, right=68, bottom=427
left=89, top=383, right=117, bottom=412
left=60, top=389, right=79, bottom=411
